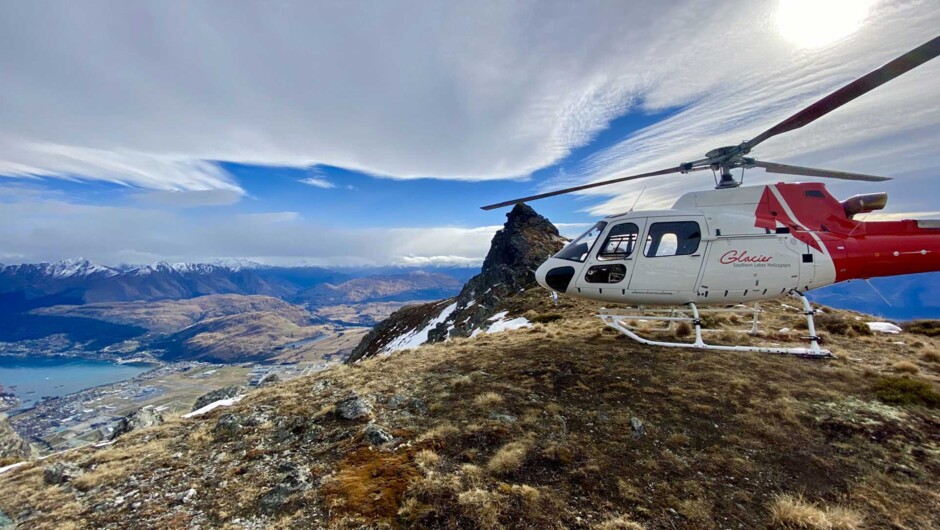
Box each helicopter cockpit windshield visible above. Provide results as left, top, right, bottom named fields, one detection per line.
left=555, top=221, right=607, bottom=262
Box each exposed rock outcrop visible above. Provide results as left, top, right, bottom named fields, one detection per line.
left=109, top=406, right=165, bottom=440
left=427, top=203, right=565, bottom=341
left=348, top=203, right=565, bottom=362
left=192, top=386, right=245, bottom=412
left=0, top=414, right=29, bottom=463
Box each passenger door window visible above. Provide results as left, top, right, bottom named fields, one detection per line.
left=597, top=223, right=639, bottom=260
left=643, top=221, right=701, bottom=257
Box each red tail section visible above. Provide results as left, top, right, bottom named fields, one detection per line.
left=754, top=183, right=940, bottom=282
left=839, top=220, right=940, bottom=281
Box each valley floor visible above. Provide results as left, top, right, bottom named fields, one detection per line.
left=0, top=290, right=938, bottom=529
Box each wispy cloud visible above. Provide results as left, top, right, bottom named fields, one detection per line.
left=551, top=2, right=940, bottom=216
left=0, top=1, right=653, bottom=188
left=299, top=177, right=336, bottom=189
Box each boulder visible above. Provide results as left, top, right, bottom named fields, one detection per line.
left=630, top=417, right=645, bottom=438
left=192, top=386, right=244, bottom=412
left=258, top=373, right=281, bottom=388
left=258, top=461, right=309, bottom=514
left=336, top=395, right=372, bottom=420
left=110, top=406, right=165, bottom=440
left=362, top=423, right=394, bottom=446
left=42, top=462, right=82, bottom=486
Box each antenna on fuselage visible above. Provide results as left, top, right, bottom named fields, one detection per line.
left=628, top=186, right=647, bottom=212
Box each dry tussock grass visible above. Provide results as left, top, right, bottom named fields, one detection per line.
left=892, top=360, right=920, bottom=374
left=417, top=422, right=459, bottom=443
left=594, top=515, right=645, bottom=529
left=473, top=391, right=504, bottom=407
left=770, top=494, right=864, bottom=530
left=457, top=488, right=503, bottom=529
left=486, top=440, right=530, bottom=475
left=414, top=449, right=441, bottom=470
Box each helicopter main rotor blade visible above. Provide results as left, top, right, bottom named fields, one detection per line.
left=746, top=35, right=940, bottom=149
left=754, top=161, right=891, bottom=182
left=480, top=165, right=694, bottom=210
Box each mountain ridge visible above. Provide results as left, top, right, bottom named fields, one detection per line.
left=348, top=203, right=567, bottom=362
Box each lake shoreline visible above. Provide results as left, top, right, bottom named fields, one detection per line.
left=0, top=356, right=162, bottom=415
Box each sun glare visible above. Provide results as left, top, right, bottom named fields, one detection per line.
left=776, top=0, right=874, bottom=48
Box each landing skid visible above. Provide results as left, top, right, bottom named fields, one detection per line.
left=598, top=292, right=832, bottom=358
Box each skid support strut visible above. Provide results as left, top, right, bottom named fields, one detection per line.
left=597, top=293, right=831, bottom=358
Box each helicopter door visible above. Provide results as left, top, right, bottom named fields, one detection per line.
left=628, top=218, right=705, bottom=300
left=573, top=220, right=646, bottom=301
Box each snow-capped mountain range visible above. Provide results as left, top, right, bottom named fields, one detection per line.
left=0, top=258, right=474, bottom=311
left=0, top=258, right=271, bottom=279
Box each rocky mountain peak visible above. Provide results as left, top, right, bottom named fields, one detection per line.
left=481, top=203, right=562, bottom=277
left=348, top=204, right=565, bottom=361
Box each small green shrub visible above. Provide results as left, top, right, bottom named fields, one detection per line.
left=872, top=377, right=940, bottom=408
left=799, top=313, right=871, bottom=336
left=902, top=320, right=940, bottom=337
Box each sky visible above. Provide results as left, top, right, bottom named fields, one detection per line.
left=0, top=0, right=938, bottom=267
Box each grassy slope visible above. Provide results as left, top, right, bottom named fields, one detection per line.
left=1, top=290, right=938, bottom=529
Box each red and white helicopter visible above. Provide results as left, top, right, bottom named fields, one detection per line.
left=483, top=36, right=940, bottom=357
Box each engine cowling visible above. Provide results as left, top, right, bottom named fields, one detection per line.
left=841, top=192, right=887, bottom=218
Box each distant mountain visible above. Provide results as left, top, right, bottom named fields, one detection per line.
left=0, top=260, right=352, bottom=311
left=808, top=272, right=940, bottom=321
left=293, top=271, right=464, bottom=306
left=0, top=259, right=473, bottom=312
left=32, top=294, right=307, bottom=335
left=0, top=260, right=473, bottom=353
left=151, top=305, right=319, bottom=363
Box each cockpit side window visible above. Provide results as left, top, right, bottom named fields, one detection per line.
left=597, top=223, right=639, bottom=261
left=555, top=221, right=608, bottom=263
left=643, top=221, right=701, bottom=257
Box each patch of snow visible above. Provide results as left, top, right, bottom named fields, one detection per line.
left=470, top=328, right=482, bottom=338
left=487, top=311, right=509, bottom=321
left=779, top=327, right=791, bottom=333
left=183, top=395, right=245, bottom=418
left=867, top=322, right=902, bottom=334
left=381, top=302, right=458, bottom=354
left=0, top=462, right=26, bottom=476
left=486, top=317, right=532, bottom=334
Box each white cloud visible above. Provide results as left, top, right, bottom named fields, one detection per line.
left=299, top=177, right=336, bottom=189
left=135, top=189, right=243, bottom=208
left=0, top=1, right=661, bottom=189
left=0, top=190, right=499, bottom=266
left=392, top=255, right=483, bottom=267
left=0, top=1, right=935, bottom=220
left=863, top=211, right=940, bottom=221
left=552, top=1, right=940, bottom=216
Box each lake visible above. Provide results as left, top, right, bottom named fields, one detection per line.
left=0, top=357, right=154, bottom=411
